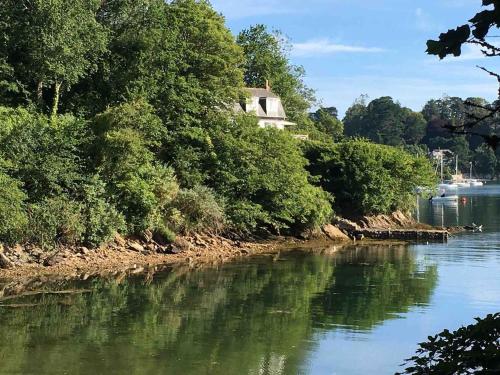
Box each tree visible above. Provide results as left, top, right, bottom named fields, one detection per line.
left=237, top=24, right=315, bottom=124
left=402, top=110, right=427, bottom=145
left=0, top=0, right=108, bottom=120
left=343, top=95, right=369, bottom=138
left=303, top=139, right=436, bottom=216
left=473, top=144, right=497, bottom=178
left=343, top=96, right=426, bottom=146
left=309, top=107, right=344, bottom=141
left=207, top=114, right=333, bottom=233
left=92, top=102, right=179, bottom=233
left=88, top=0, right=244, bottom=127
left=426, top=1, right=500, bottom=149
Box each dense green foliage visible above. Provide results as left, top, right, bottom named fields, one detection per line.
left=343, top=95, right=500, bottom=179
left=168, top=186, right=226, bottom=235
left=344, top=96, right=427, bottom=146
left=303, top=140, right=436, bottom=216
left=207, top=115, right=333, bottom=233
left=398, top=313, right=500, bottom=375
left=0, top=0, right=436, bottom=249
left=0, top=166, right=27, bottom=244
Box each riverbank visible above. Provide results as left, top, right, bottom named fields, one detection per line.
left=0, top=212, right=455, bottom=284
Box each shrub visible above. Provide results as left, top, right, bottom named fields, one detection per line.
left=92, top=100, right=166, bottom=150
left=26, top=196, right=85, bottom=249
left=154, top=224, right=177, bottom=245
left=80, top=175, right=126, bottom=247
left=168, top=186, right=226, bottom=234
left=0, top=168, right=27, bottom=244
left=92, top=104, right=179, bottom=234
left=303, top=139, right=436, bottom=216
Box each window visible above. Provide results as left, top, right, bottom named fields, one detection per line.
left=259, top=97, right=267, bottom=114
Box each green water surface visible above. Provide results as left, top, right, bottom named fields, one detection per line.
left=1, top=185, right=499, bottom=375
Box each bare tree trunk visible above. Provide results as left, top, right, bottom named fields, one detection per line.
left=37, top=81, right=43, bottom=104
left=51, top=81, right=62, bottom=124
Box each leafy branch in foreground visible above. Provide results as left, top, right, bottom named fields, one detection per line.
left=426, top=0, right=500, bottom=150
left=397, top=313, right=500, bottom=375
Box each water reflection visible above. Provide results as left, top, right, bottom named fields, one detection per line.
left=0, top=245, right=437, bottom=375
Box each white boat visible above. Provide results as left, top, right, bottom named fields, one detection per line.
left=469, top=179, right=484, bottom=187
left=434, top=152, right=458, bottom=190
left=456, top=182, right=470, bottom=188
left=467, top=164, right=484, bottom=187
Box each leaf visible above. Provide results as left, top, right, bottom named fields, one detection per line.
left=426, top=25, right=470, bottom=59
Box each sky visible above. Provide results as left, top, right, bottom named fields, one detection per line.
left=210, top=0, right=499, bottom=117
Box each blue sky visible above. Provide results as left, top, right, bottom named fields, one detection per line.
left=211, top=0, right=499, bottom=117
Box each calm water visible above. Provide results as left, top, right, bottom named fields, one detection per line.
left=0, top=185, right=499, bottom=375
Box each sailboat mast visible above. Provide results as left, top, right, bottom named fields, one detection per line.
left=440, top=152, right=444, bottom=182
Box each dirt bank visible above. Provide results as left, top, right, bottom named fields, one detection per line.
left=0, top=234, right=295, bottom=282
left=0, top=212, right=455, bottom=284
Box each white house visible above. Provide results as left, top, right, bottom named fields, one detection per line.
left=234, top=83, right=296, bottom=130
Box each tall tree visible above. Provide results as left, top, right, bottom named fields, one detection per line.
left=0, top=0, right=108, bottom=120
left=343, top=96, right=426, bottom=146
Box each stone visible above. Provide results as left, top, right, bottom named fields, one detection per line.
left=130, top=266, right=145, bottom=275
left=0, top=253, right=14, bottom=269
left=43, top=254, right=65, bottom=267
left=141, top=229, right=153, bottom=243
left=128, top=242, right=145, bottom=252
left=79, top=247, right=90, bottom=255
left=355, top=233, right=365, bottom=241
left=334, top=218, right=361, bottom=233
left=322, top=224, right=350, bottom=241
left=114, top=233, right=126, bottom=247
left=168, top=238, right=192, bottom=254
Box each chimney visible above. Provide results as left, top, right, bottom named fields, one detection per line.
left=265, top=79, right=270, bottom=91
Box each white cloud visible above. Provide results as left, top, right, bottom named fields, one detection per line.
left=292, top=39, right=385, bottom=57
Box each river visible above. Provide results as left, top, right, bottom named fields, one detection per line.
left=0, top=185, right=499, bottom=375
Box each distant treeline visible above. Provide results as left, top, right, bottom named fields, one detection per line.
left=323, top=95, right=499, bottom=179
left=0, top=0, right=435, bottom=249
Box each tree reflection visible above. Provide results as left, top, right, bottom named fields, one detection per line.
left=0, top=245, right=437, bottom=375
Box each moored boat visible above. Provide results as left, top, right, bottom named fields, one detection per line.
left=469, top=179, right=484, bottom=187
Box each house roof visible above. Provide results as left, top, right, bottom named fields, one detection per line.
left=245, top=88, right=279, bottom=99
left=236, top=87, right=287, bottom=120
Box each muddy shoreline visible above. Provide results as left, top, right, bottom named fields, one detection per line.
left=0, top=212, right=460, bottom=285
